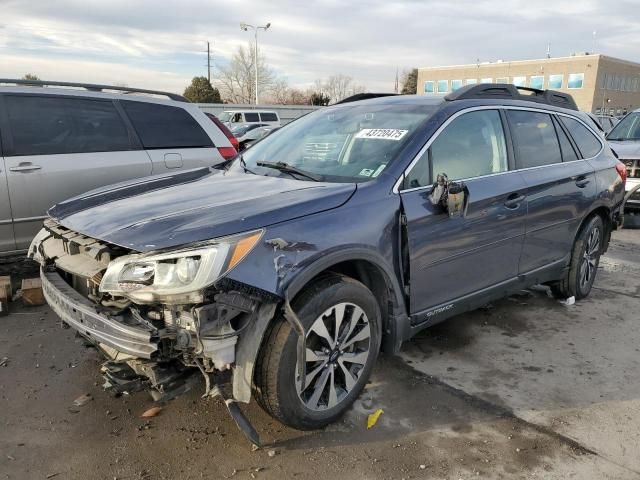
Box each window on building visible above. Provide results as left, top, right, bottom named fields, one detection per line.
left=560, top=116, right=602, bottom=158
left=481, top=78, right=493, bottom=84
left=548, top=74, right=563, bottom=89
left=606, top=74, right=615, bottom=90
left=424, top=81, right=435, bottom=94
left=496, top=77, right=509, bottom=84
left=451, top=79, right=463, bottom=91
left=6, top=95, right=131, bottom=156
left=567, top=73, right=584, bottom=89
left=529, top=76, right=544, bottom=89
left=507, top=110, right=562, bottom=168
left=436, top=80, right=449, bottom=93
left=466, top=78, right=478, bottom=85
left=122, top=101, right=213, bottom=149
left=512, top=76, right=527, bottom=87
left=404, top=109, right=508, bottom=188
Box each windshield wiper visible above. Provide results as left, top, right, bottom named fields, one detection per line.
left=256, top=161, right=322, bottom=182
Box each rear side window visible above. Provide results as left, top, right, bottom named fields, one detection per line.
left=560, top=116, right=602, bottom=158
left=244, top=112, right=260, bottom=122
left=5, top=95, right=131, bottom=156
left=260, top=112, right=278, bottom=122
left=554, top=118, right=579, bottom=162
left=508, top=110, right=562, bottom=168
left=122, top=101, right=213, bottom=149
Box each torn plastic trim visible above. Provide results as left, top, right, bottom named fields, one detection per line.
left=283, top=295, right=307, bottom=392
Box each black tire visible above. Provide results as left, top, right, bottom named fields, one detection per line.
left=550, top=214, right=604, bottom=300
left=253, top=273, right=381, bottom=430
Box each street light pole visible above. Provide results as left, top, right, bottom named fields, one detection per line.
left=240, top=22, right=271, bottom=105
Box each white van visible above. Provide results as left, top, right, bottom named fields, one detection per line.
left=218, top=110, right=281, bottom=128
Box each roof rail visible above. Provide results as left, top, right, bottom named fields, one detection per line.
left=444, top=83, right=578, bottom=111
left=0, top=79, right=189, bottom=102
left=336, top=93, right=399, bottom=104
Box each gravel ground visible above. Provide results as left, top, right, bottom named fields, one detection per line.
left=1, top=230, right=638, bottom=480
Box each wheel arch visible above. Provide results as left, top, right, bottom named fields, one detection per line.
left=283, top=249, right=408, bottom=353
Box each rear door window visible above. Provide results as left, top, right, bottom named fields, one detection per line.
left=559, top=116, right=602, bottom=158
left=507, top=110, right=562, bottom=168
left=122, top=101, right=213, bottom=149
left=553, top=117, right=579, bottom=162
left=260, top=112, right=278, bottom=122
left=5, top=95, right=131, bottom=156
left=244, top=112, right=260, bottom=122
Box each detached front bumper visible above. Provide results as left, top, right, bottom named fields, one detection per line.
left=41, top=268, right=158, bottom=359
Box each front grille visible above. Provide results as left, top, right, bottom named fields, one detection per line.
left=622, top=159, right=640, bottom=179
left=41, top=219, right=130, bottom=299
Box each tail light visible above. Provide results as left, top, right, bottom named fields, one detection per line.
left=616, top=161, right=627, bottom=184
left=204, top=112, right=240, bottom=154
left=217, top=147, right=238, bottom=160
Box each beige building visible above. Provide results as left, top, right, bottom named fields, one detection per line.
left=417, top=54, right=640, bottom=115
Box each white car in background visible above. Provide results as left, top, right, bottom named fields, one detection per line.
left=230, top=124, right=278, bottom=150
left=607, top=109, right=640, bottom=227
left=218, top=110, right=281, bottom=128
left=0, top=79, right=238, bottom=255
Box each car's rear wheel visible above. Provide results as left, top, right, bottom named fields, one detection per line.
left=550, top=214, right=604, bottom=300
left=253, top=273, right=381, bottom=430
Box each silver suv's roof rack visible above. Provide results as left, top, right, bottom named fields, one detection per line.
left=0, top=79, right=189, bottom=103
left=445, top=83, right=578, bottom=111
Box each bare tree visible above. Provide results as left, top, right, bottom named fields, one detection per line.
left=217, top=42, right=275, bottom=104
left=313, top=74, right=366, bottom=103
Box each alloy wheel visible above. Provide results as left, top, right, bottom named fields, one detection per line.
left=579, top=226, right=601, bottom=290
left=296, top=302, right=371, bottom=411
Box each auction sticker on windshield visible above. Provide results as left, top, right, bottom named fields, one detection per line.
left=355, top=128, right=408, bottom=140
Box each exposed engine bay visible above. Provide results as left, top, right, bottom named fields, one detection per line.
left=30, top=219, right=281, bottom=444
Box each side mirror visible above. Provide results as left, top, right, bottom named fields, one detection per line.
left=428, top=173, right=468, bottom=217
left=446, top=181, right=467, bottom=218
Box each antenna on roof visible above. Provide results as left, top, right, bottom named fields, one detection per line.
left=546, top=42, right=551, bottom=59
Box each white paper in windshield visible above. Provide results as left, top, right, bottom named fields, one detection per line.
left=355, top=128, right=408, bottom=140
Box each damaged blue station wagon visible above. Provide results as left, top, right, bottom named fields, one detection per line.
left=30, top=84, right=627, bottom=444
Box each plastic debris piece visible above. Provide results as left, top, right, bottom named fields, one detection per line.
left=559, top=296, right=575, bottom=306
left=0, top=357, right=8, bottom=367
left=141, top=406, right=163, bottom=418
left=367, top=408, right=384, bottom=429
left=72, top=393, right=93, bottom=407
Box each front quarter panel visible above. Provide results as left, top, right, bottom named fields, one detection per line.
left=223, top=182, right=403, bottom=303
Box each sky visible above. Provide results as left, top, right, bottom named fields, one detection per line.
left=1, top=0, right=640, bottom=95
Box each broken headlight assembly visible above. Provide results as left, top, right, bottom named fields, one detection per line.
left=99, top=229, right=263, bottom=304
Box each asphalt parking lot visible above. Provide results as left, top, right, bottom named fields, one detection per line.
left=1, top=230, right=639, bottom=480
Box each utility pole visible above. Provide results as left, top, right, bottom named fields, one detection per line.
left=207, top=41, right=211, bottom=82
left=394, top=68, right=399, bottom=93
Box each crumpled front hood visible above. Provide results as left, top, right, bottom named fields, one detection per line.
left=609, top=140, right=640, bottom=159
left=49, top=168, right=356, bottom=252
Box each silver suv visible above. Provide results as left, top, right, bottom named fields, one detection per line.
left=0, top=79, right=237, bottom=255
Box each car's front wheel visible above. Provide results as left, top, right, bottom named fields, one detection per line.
left=253, top=273, right=381, bottom=430
left=550, top=214, right=604, bottom=300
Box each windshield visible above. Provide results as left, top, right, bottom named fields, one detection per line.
left=231, top=124, right=253, bottom=136
left=239, top=103, right=437, bottom=183
left=218, top=112, right=233, bottom=122
left=608, top=112, right=640, bottom=141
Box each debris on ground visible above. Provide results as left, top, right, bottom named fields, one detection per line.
left=0, top=357, right=9, bottom=367
left=267, top=450, right=277, bottom=458
left=21, top=278, right=46, bottom=306
left=558, top=296, right=576, bottom=306
left=141, top=406, right=163, bottom=418
left=367, top=408, right=384, bottom=429
left=72, top=393, right=93, bottom=407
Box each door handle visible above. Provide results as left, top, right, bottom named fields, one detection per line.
left=10, top=164, right=42, bottom=172
left=504, top=193, right=525, bottom=209
left=575, top=176, right=590, bottom=188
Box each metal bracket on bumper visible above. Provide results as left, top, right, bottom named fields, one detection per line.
left=41, top=269, right=158, bottom=358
